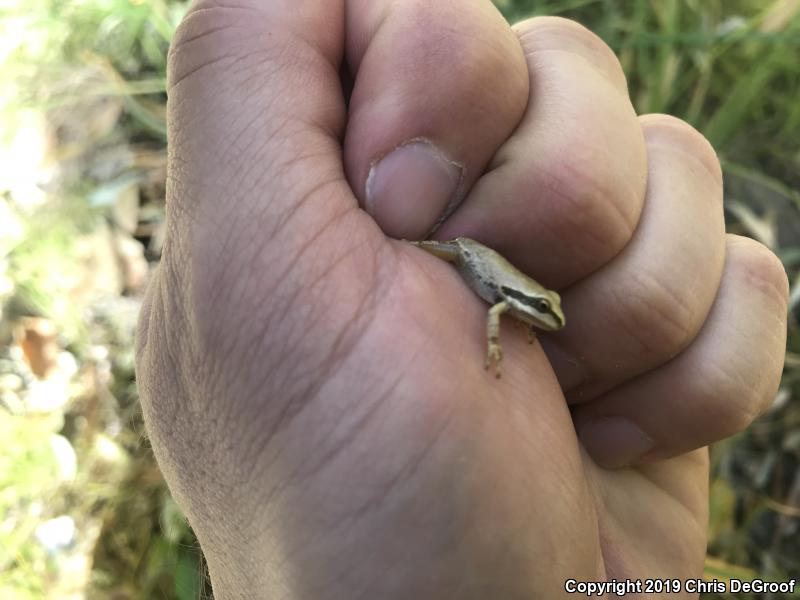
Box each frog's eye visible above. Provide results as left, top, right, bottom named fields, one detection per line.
left=536, top=299, right=551, bottom=313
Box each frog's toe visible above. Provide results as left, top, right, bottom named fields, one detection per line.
left=485, top=344, right=503, bottom=377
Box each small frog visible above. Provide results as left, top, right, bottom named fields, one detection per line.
left=411, top=237, right=565, bottom=377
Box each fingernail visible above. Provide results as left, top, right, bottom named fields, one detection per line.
left=365, top=139, right=463, bottom=239
left=577, top=417, right=655, bottom=469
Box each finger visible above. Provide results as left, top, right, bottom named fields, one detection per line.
left=163, top=1, right=389, bottom=352
left=436, top=17, right=647, bottom=287
left=344, top=0, right=529, bottom=240
left=574, top=235, right=789, bottom=468
left=542, top=115, right=727, bottom=398
left=168, top=1, right=352, bottom=231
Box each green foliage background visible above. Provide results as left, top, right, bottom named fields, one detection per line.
left=1, top=0, right=798, bottom=598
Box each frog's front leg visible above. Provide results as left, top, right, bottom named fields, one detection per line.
left=486, top=301, right=509, bottom=378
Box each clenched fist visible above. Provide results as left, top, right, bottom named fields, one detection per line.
left=136, top=2, right=788, bottom=598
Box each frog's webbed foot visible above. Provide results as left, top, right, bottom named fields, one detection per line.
left=485, top=301, right=510, bottom=379
left=528, top=325, right=537, bottom=344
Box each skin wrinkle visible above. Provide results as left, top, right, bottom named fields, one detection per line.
left=169, top=4, right=260, bottom=50
left=644, top=450, right=710, bottom=511
left=205, top=171, right=308, bottom=320
left=143, top=384, right=232, bottom=535
left=399, top=257, right=482, bottom=380
left=259, top=247, right=384, bottom=445
left=159, top=278, right=208, bottom=415
left=500, top=397, right=584, bottom=512
left=640, top=115, right=723, bottom=181
left=645, top=138, right=723, bottom=189
left=294, top=366, right=410, bottom=484
left=169, top=43, right=264, bottom=98
left=168, top=22, right=244, bottom=51
left=156, top=258, right=203, bottom=411
left=217, top=54, right=343, bottom=147
left=265, top=205, right=361, bottom=310
left=222, top=106, right=296, bottom=192
left=297, top=469, right=456, bottom=598
left=267, top=168, right=348, bottom=240
left=739, top=251, right=790, bottom=306
left=204, top=339, right=271, bottom=467
left=642, top=265, right=705, bottom=345
left=195, top=207, right=266, bottom=328
left=644, top=143, right=723, bottom=187
left=199, top=240, right=254, bottom=346
left=168, top=51, right=241, bottom=92
left=223, top=50, right=341, bottom=142
left=397, top=268, right=477, bottom=386
left=231, top=230, right=389, bottom=474
left=522, top=47, right=630, bottom=98
left=266, top=392, right=453, bottom=598
left=164, top=177, right=204, bottom=248
left=255, top=373, right=415, bottom=563
left=606, top=267, right=703, bottom=363
left=165, top=160, right=225, bottom=243
left=595, top=473, right=695, bottom=585
left=697, top=359, right=771, bottom=432
left=514, top=18, right=627, bottom=88
left=168, top=22, right=286, bottom=102
left=153, top=209, right=238, bottom=442
left=178, top=1, right=345, bottom=74
left=247, top=214, right=364, bottom=381
left=170, top=41, right=340, bottom=194
left=535, top=154, right=640, bottom=266
left=215, top=87, right=290, bottom=185
left=134, top=265, right=158, bottom=361
left=186, top=184, right=357, bottom=396
left=225, top=138, right=338, bottom=242
left=631, top=460, right=707, bottom=518
left=350, top=400, right=457, bottom=519
left=521, top=48, right=626, bottom=102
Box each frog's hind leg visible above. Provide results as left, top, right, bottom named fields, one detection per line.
left=409, top=239, right=461, bottom=262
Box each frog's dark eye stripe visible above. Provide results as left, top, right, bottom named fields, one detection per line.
left=501, top=286, right=551, bottom=313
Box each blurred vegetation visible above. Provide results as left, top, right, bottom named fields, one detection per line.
left=0, top=0, right=797, bottom=598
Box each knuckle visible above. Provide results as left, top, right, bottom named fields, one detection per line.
left=640, top=114, right=723, bottom=185
left=695, top=363, right=772, bottom=436
left=613, top=270, right=698, bottom=361
left=538, top=146, right=640, bottom=262
left=513, top=16, right=627, bottom=92
left=727, top=235, right=790, bottom=306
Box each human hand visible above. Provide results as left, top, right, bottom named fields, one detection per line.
left=136, top=1, right=789, bottom=598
